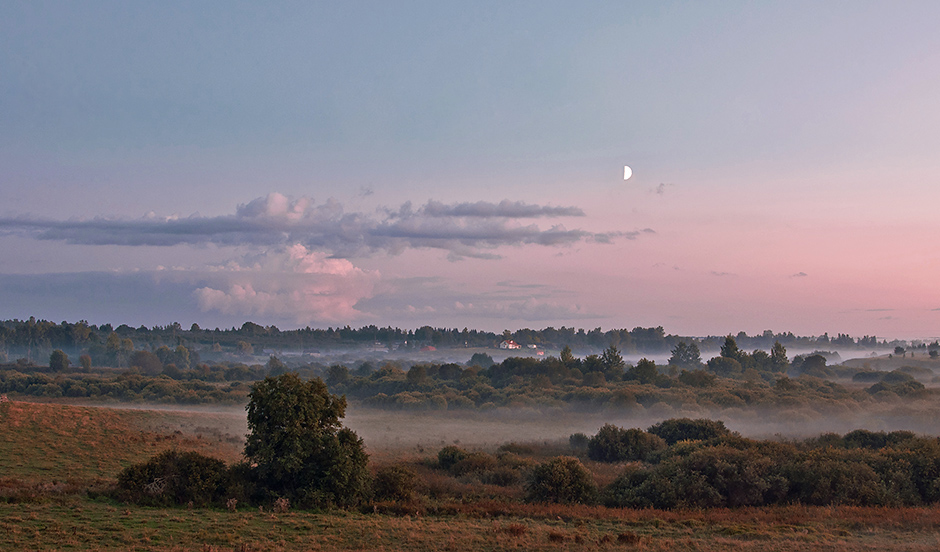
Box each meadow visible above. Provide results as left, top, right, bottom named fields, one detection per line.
left=4, top=399, right=940, bottom=551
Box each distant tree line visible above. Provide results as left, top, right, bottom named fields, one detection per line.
left=3, top=334, right=931, bottom=407
left=0, top=317, right=921, bottom=369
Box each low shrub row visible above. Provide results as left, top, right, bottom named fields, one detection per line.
left=522, top=420, right=940, bottom=508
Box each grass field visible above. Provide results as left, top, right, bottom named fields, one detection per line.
left=4, top=399, right=940, bottom=551
left=0, top=401, right=243, bottom=486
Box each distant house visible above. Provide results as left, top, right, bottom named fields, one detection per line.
left=420, top=345, right=437, bottom=352
left=499, top=340, right=522, bottom=350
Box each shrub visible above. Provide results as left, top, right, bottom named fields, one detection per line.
left=497, top=442, right=537, bottom=455
left=867, top=380, right=926, bottom=397
left=222, top=461, right=260, bottom=506
left=706, top=356, right=741, bottom=378
left=843, top=429, right=889, bottom=450
left=678, top=369, right=716, bottom=388
left=482, top=465, right=522, bottom=486
left=882, top=370, right=916, bottom=384
left=116, top=450, right=227, bottom=507
left=568, top=432, right=590, bottom=450
left=437, top=445, right=468, bottom=470
left=373, top=466, right=418, bottom=502
left=604, top=446, right=786, bottom=509
left=647, top=418, right=732, bottom=445
left=784, top=452, right=883, bottom=505
left=587, top=424, right=665, bottom=463
left=450, top=452, right=498, bottom=476
left=525, top=456, right=597, bottom=504
left=49, top=350, right=70, bottom=372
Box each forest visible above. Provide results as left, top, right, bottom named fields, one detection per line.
left=0, top=317, right=913, bottom=366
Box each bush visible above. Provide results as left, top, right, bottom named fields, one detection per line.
left=49, top=350, right=69, bottom=372
left=784, top=452, right=884, bottom=505
left=116, top=450, right=228, bottom=507
left=450, top=452, right=498, bottom=476
left=647, top=418, right=732, bottom=445
left=525, top=456, right=597, bottom=504
left=437, top=445, right=468, bottom=471
left=587, top=424, right=666, bottom=463
left=568, top=432, right=590, bottom=450
left=372, top=466, right=418, bottom=502
left=678, top=369, right=716, bottom=388
left=482, top=465, right=522, bottom=486
left=604, top=446, right=787, bottom=509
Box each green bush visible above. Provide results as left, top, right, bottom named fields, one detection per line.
left=678, top=369, right=716, bottom=387
left=525, top=456, right=597, bottom=504
left=784, top=451, right=883, bottom=505
left=568, top=432, right=590, bottom=450
left=587, top=424, right=665, bottom=463
left=482, top=465, right=522, bottom=486
left=372, top=465, right=418, bottom=502
left=116, top=450, right=228, bottom=507
left=437, top=445, right=468, bottom=471
left=450, top=452, right=498, bottom=476
left=647, top=418, right=732, bottom=445
left=604, top=445, right=786, bottom=509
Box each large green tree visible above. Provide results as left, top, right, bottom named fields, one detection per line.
left=245, top=373, right=369, bottom=508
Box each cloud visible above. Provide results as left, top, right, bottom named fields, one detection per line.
left=0, top=193, right=640, bottom=260
left=790, top=272, right=808, bottom=278
left=0, top=259, right=379, bottom=327
left=418, top=199, right=584, bottom=218
left=193, top=244, right=380, bottom=323
left=866, top=308, right=894, bottom=312
left=496, top=280, right=549, bottom=290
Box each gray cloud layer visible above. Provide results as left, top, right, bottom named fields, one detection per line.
left=0, top=194, right=648, bottom=259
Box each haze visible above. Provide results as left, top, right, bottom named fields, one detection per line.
left=2, top=2, right=939, bottom=340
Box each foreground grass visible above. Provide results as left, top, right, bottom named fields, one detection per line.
left=4, top=498, right=940, bottom=551
left=5, top=400, right=940, bottom=551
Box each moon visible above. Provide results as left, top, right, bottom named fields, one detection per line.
left=623, top=165, right=633, bottom=180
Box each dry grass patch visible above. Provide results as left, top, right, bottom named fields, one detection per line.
left=0, top=401, right=242, bottom=487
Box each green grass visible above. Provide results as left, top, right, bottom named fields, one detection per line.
left=5, top=399, right=940, bottom=551
left=4, top=499, right=940, bottom=551
left=0, top=401, right=243, bottom=483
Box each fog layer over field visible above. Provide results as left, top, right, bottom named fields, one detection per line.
left=78, top=399, right=940, bottom=452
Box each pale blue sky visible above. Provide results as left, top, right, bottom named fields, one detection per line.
left=2, top=1, right=939, bottom=338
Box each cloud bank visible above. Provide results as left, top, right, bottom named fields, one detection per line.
left=0, top=193, right=651, bottom=325
left=0, top=193, right=640, bottom=260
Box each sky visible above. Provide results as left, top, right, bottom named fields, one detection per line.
left=1, top=1, right=939, bottom=340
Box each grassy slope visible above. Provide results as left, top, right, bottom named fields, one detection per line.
left=3, top=400, right=940, bottom=551
left=0, top=401, right=243, bottom=483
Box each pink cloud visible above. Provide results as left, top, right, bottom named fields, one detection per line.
left=194, top=244, right=379, bottom=323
